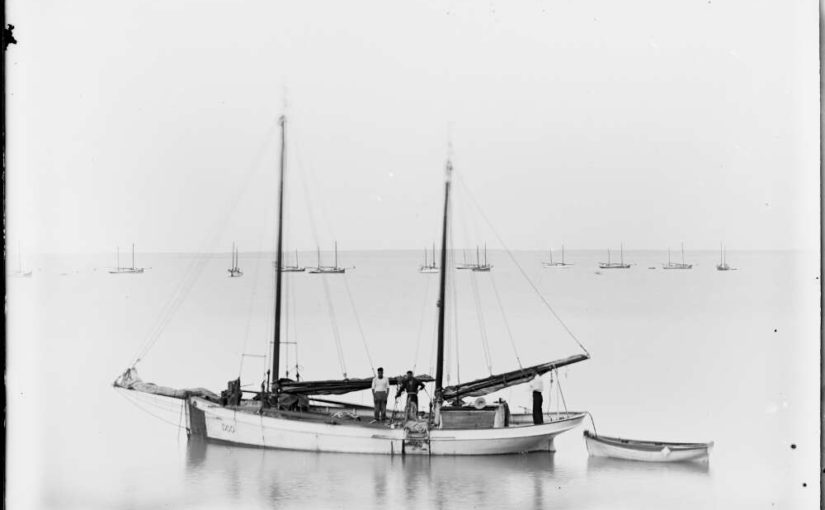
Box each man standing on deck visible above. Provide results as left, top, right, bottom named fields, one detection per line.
left=396, top=370, right=425, bottom=420
left=371, top=367, right=390, bottom=422
left=530, top=372, right=544, bottom=425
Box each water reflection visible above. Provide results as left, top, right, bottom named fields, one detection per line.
left=586, top=456, right=710, bottom=476
left=184, top=439, right=573, bottom=510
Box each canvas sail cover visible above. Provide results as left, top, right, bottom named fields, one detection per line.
left=440, top=353, right=589, bottom=401
left=279, top=373, right=434, bottom=396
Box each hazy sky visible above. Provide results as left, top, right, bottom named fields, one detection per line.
left=6, top=0, right=820, bottom=254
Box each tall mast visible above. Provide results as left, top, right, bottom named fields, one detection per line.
left=668, top=247, right=671, bottom=265
left=435, top=160, right=453, bottom=396
left=272, top=115, right=287, bottom=390
left=562, top=244, right=565, bottom=264
left=681, top=243, right=685, bottom=265
left=432, top=243, right=436, bottom=268
left=334, top=241, right=338, bottom=268
left=476, top=246, right=480, bottom=266
left=116, top=246, right=120, bottom=270
left=484, top=243, right=487, bottom=265
left=620, top=243, right=624, bottom=265
left=132, top=244, right=135, bottom=269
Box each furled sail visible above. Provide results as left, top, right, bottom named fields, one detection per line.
left=440, top=353, right=589, bottom=401
left=279, top=373, right=434, bottom=396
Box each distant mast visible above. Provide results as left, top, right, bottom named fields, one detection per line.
left=272, top=115, right=287, bottom=391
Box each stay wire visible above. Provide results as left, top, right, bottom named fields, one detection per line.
left=469, top=269, right=493, bottom=376
left=342, top=275, right=375, bottom=375
left=454, top=173, right=590, bottom=357
left=488, top=272, right=523, bottom=369
left=129, top=120, right=281, bottom=367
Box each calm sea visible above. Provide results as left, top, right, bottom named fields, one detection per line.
left=6, top=249, right=819, bottom=509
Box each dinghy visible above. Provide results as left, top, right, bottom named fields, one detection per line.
left=584, top=430, right=712, bottom=463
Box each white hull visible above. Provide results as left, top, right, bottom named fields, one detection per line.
left=189, top=398, right=585, bottom=456
left=419, top=267, right=439, bottom=273
left=109, top=268, right=145, bottom=274
left=542, top=263, right=571, bottom=268
left=584, top=432, right=712, bottom=463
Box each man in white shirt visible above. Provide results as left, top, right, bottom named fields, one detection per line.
left=529, top=372, right=544, bottom=425
left=371, top=367, right=391, bottom=422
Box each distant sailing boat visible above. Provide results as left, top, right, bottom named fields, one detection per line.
left=716, top=244, right=735, bottom=271
left=280, top=249, right=306, bottom=272
left=471, top=244, right=492, bottom=272
left=227, top=243, right=243, bottom=277
left=419, top=244, right=439, bottom=273
left=662, top=243, right=692, bottom=270
left=543, top=244, right=572, bottom=268
left=308, top=242, right=346, bottom=274
left=455, top=249, right=475, bottom=270
left=12, top=244, right=33, bottom=277
left=109, top=244, right=145, bottom=274
left=114, top=117, right=589, bottom=456
left=598, top=244, right=631, bottom=269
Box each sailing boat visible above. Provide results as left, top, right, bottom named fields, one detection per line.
left=455, top=249, right=475, bottom=270
left=598, top=244, right=631, bottom=269
left=471, top=244, right=492, bottom=272
left=716, top=244, right=734, bottom=271
left=307, top=242, right=346, bottom=274
left=227, top=243, right=243, bottom=277
left=280, top=249, right=306, bottom=272
left=662, top=243, right=692, bottom=270
left=114, top=116, right=588, bottom=455
left=109, top=244, right=145, bottom=274
left=12, top=244, right=33, bottom=277
left=419, top=244, right=439, bottom=273
left=542, top=244, right=572, bottom=268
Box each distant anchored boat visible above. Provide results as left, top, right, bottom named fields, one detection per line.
left=11, top=243, right=33, bottom=277
left=227, top=243, right=243, bottom=277
left=662, top=243, right=692, bottom=270
left=419, top=244, right=439, bottom=273
left=716, top=244, right=735, bottom=271
left=109, top=244, right=145, bottom=274
left=278, top=249, right=306, bottom=272
left=542, top=244, right=572, bottom=268
left=598, top=244, right=631, bottom=269
left=584, top=430, right=713, bottom=463
left=308, top=242, right=346, bottom=274
left=471, top=244, right=492, bottom=272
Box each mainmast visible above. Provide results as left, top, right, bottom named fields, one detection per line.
left=272, top=115, right=287, bottom=391
left=435, top=160, right=453, bottom=398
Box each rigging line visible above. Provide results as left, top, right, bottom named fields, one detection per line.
left=488, top=272, right=523, bottom=369
left=129, top=121, right=281, bottom=366
left=469, top=269, right=493, bottom=376
left=341, top=275, right=375, bottom=374
left=239, top=228, right=269, bottom=378
left=555, top=368, right=569, bottom=414
left=411, top=274, right=433, bottom=373
left=115, top=390, right=186, bottom=430
left=454, top=173, right=590, bottom=357
left=321, top=276, right=348, bottom=378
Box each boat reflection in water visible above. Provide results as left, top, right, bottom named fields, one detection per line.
left=184, top=439, right=575, bottom=509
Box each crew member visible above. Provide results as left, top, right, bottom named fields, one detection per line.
left=529, top=372, right=544, bottom=424
left=371, top=367, right=390, bottom=422
left=395, top=370, right=425, bottom=420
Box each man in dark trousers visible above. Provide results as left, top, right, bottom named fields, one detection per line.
left=395, top=370, right=425, bottom=420
left=529, top=372, right=544, bottom=424
left=371, top=367, right=390, bottom=422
